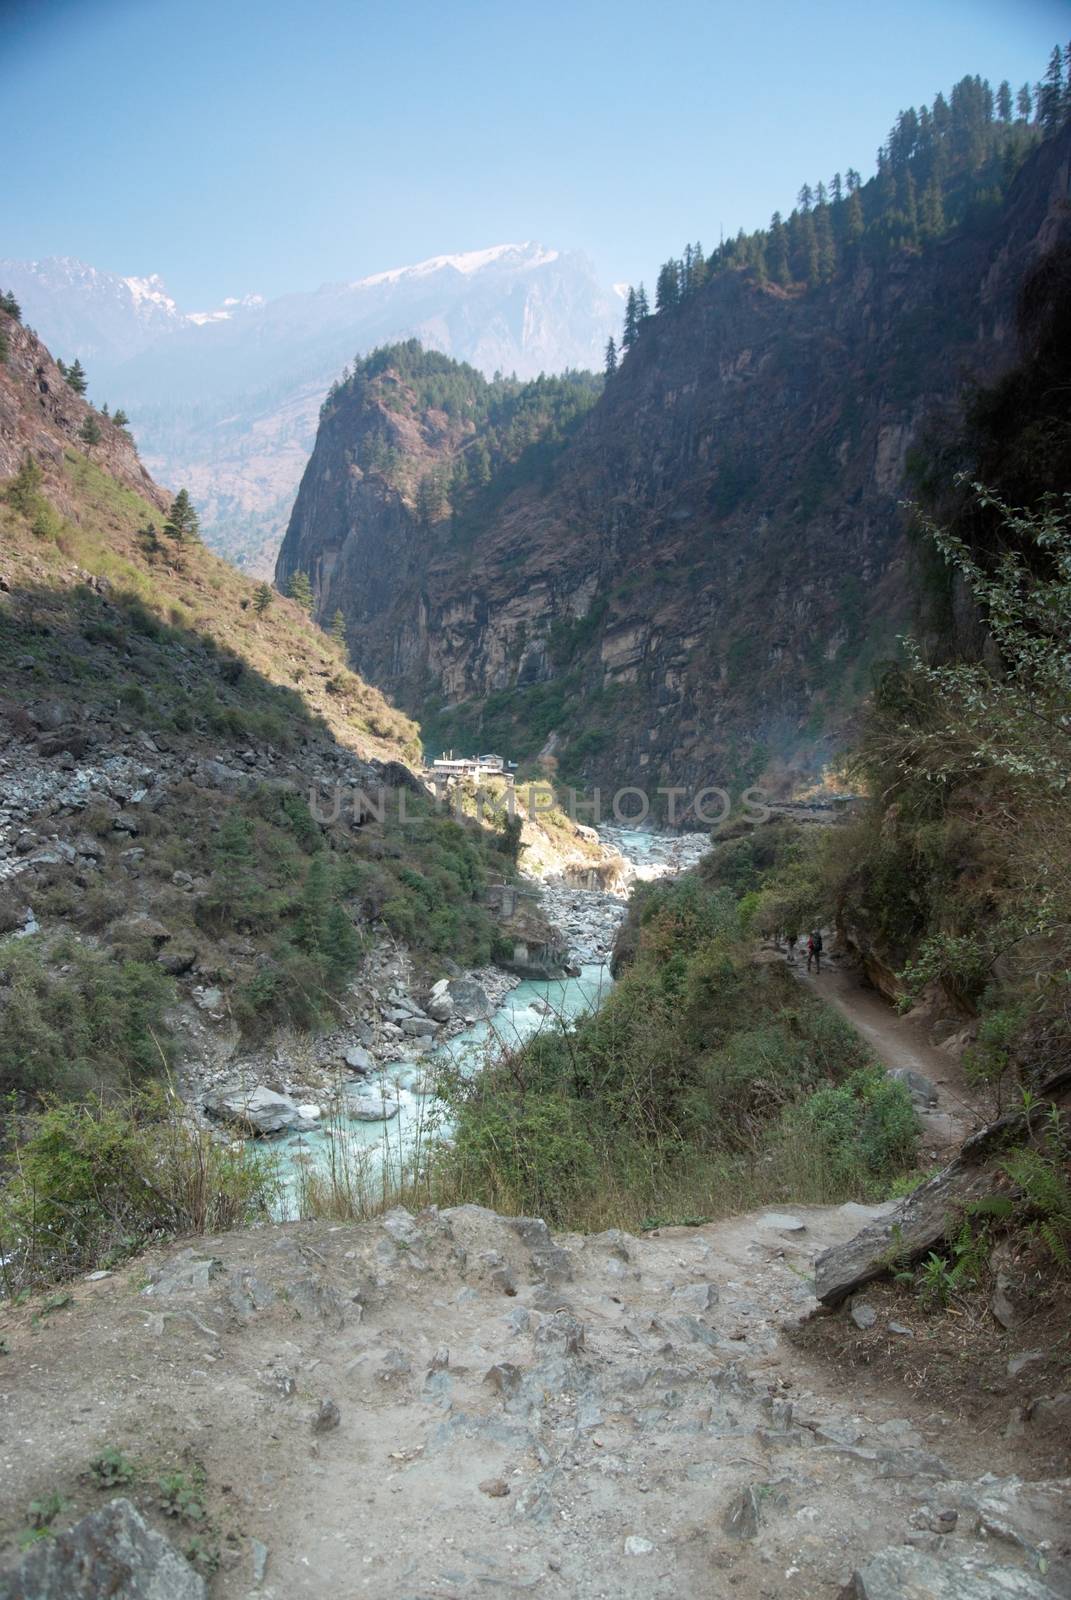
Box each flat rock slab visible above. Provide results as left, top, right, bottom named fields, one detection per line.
left=203, top=1085, right=309, bottom=1137
left=759, top=1212, right=807, bottom=1233
left=0, top=1498, right=204, bottom=1600
left=842, top=1544, right=1058, bottom=1599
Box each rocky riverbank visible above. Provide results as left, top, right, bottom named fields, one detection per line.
left=192, top=825, right=712, bottom=1138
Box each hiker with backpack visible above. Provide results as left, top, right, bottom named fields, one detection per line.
left=807, top=928, right=823, bottom=974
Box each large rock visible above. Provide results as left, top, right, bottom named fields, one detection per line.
left=203, top=1085, right=308, bottom=1136
left=448, top=977, right=491, bottom=1019
left=840, top=1544, right=1057, bottom=1598
left=401, top=1016, right=437, bottom=1038
left=348, top=1094, right=400, bottom=1122
left=0, top=1497, right=205, bottom=1599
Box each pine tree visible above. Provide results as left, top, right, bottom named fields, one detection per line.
left=79, top=415, right=102, bottom=452
left=322, top=901, right=361, bottom=986
left=845, top=188, right=865, bottom=247
left=920, top=175, right=946, bottom=239
left=253, top=582, right=274, bottom=617
left=470, top=439, right=492, bottom=486
left=797, top=183, right=814, bottom=212
left=113, top=408, right=130, bottom=428
left=655, top=260, right=680, bottom=313
left=997, top=80, right=1013, bottom=121
left=1038, top=45, right=1065, bottom=131
left=604, top=336, right=617, bottom=375
left=0, top=289, right=21, bottom=319
left=288, top=570, right=313, bottom=611
left=205, top=811, right=261, bottom=929
left=622, top=287, right=639, bottom=350
left=636, top=283, right=650, bottom=321
left=329, top=609, right=346, bottom=647
left=415, top=470, right=448, bottom=527
left=797, top=210, right=819, bottom=286
left=296, top=854, right=332, bottom=958
left=137, top=522, right=163, bottom=560
left=814, top=201, right=837, bottom=281
left=830, top=172, right=843, bottom=205
left=65, top=358, right=88, bottom=395
left=1017, top=82, right=1033, bottom=121
left=766, top=212, right=791, bottom=286
left=901, top=168, right=919, bottom=245
left=163, top=488, right=200, bottom=544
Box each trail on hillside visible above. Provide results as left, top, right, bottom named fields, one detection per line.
left=793, top=955, right=987, bottom=1155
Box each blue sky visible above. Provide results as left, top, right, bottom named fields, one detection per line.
left=5, top=0, right=1066, bottom=305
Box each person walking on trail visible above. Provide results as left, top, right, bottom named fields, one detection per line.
left=807, top=928, right=823, bottom=974
left=786, top=932, right=799, bottom=965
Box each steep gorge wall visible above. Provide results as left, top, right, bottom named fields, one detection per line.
left=279, top=127, right=1071, bottom=799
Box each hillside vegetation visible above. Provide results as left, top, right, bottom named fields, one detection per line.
left=825, top=240, right=1071, bottom=1102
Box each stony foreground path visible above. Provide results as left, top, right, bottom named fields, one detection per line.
left=1, top=1202, right=1067, bottom=1598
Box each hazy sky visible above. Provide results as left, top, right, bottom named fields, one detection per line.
left=5, top=0, right=1066, bottom=305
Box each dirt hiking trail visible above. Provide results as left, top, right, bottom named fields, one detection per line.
left=795, top=953, right=988, bottom=1154
left=1, top=1194, right=1067, bottom=1600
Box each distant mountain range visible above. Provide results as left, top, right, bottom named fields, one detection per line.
left=1, top=245, right=620, bottom=572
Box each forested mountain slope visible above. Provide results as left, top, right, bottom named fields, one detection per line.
left=279, top=90, right=1071, bottom=801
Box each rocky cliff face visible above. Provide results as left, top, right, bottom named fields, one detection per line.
left=279, top=127, right=1071, bottom=804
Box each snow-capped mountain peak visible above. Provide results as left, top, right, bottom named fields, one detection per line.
left=121, top=273, right=178, bottom=315
left=353, top=241, right=559, bottom=290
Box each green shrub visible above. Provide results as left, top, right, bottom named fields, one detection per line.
left=0, top=1090, right=277, bottom=1289
left=0, top=938, right=174, bottom=1098
left=444, top=1084, right=600, bottom=1223
left=783, top=1068, right=919, bottom=1196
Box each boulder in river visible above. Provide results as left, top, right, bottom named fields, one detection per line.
left=401, top=1017, right=437, bottom=1038
left=448, top=977, right=491, bottom=1019
left=348, top=1094, right=400, bottom=1122
left=203, top=1086, right=310, bottom=1137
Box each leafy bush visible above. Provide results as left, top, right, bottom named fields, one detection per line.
left=1003, top=1106, right=1071, bottom=1270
